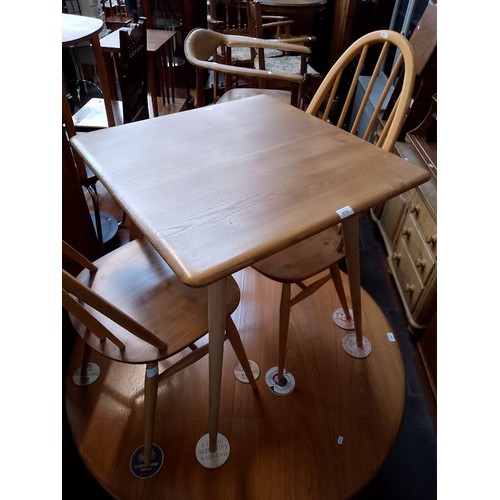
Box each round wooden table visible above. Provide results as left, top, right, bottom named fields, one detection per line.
left=62, top=13, right=115, bottom=127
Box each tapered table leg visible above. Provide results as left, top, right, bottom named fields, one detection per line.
left=341, top=214, right=372, bottom=358
left=195, top=278, right=231, bottom=468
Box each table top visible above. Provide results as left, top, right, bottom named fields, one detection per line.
left=70, top=95, right=430, bottom=288
left=62, top=13, right=104, bottom=46
left=100, top=27, right=176, bottom=53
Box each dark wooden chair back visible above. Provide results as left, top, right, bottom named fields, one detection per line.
left=208, top=0, right=249, bottom=35
left=118, top=17, right=149, bottom=123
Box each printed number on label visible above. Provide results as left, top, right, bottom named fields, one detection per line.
left=336, top=206, right=354, bottom=219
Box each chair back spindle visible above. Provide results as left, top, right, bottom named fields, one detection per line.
left=307, top=30, right=415, bottom=152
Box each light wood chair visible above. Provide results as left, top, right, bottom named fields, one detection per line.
left=62, top=238, right=257, bottom=474
left=207, top=0, right=299, bottom=102
left=252, top=29, right=416, bottom=389
left=184, top=27, right=311, bottom=108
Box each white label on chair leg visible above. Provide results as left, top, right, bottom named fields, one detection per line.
left=336, top=206, right=354, bottom=219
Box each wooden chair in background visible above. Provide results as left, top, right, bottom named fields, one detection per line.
left=62, top=238, right=257, bottom=474
left=251, top=29, right=416, bottom=393
left=246, top=0, right=321, bottom=105
left=73, top=17, right=149, bottom=130
left=68, top=19, right=149, bottom=243
left=207, top=0, right=298, bottom=102
left=184, top=27, right=311, bottom=108
left=63, top=88, right=120, bottom=249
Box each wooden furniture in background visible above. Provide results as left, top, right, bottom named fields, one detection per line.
left=370, top=3, right=437, bottom=333
left=62, top=13, right=115, bottom=127
left=208, top=0, right=251, bottom=36
left=206, top=0, right=300, bottom=102
left=101, top=0, right=133, bottom=30
left=73, top=18, right=149, bottom=129
left=62, top=126, right=102, bottom=263
left=63, top=238, right=256, bottom=474
left=63, top=88, right=119, bottom=248
left=246, top=0, right=320, bottom=105
left=259, top=0, right=328, bottom=73
left=99, top=24, right=176, bottom=117
left=141, top=0, right=207, bottom=91
left=62, top=13, right=119, bottom=248
left=70, top=94, right=430, bottom=462
left=252, top=29, right=416, bottom=385
left=184, top=27, right=311, bottom=108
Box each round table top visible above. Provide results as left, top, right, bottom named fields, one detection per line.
left=62, top=13, right=104, bottom=46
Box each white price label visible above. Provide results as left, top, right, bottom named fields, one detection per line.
left=336, top=206, right=354, bottom=219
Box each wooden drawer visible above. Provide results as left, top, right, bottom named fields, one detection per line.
left=409, top=191, right=437, bottom=258
left=391, top=237, right=424, bottom=311
left=380, top=192, right=411, bottom=244
left=398, top=212, right=435, bottom=285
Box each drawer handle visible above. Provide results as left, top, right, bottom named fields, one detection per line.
left=392, top=252, right=401, bottom=262
left=426, top=234, right=437, bottom=245
left=415, top=258, right=426, bottom=269
left=410, top=203, right=421, bottom=215
left=402, top=227, right=412, bottom=237
left=404, top=283, right=415, bottom=294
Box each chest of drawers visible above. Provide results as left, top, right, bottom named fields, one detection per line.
left=371, top=139, right=437, bottom=333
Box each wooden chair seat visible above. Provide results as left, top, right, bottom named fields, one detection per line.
left=253, top=227, right=344, bottom=283
left=217, top=87, right=292, bottom=105
left=67, top=238, right=241, bottom=363
left=62, top=237, right=256, bottom=470
left=72, top=97, right=124, bottom=130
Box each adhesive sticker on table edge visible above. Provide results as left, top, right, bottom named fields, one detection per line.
left=265, top=366, right=296, bottom=396
left=332, top=308, right=355, bottom=330
left=72, top=362, right=100, bottom=386
left=233, top=359, right=261, bottom=383
left=195, top=433, right=230, bottom=469
left=130, top=444, right=163, bottom=479
left=336, top=206, right=354, bottom=219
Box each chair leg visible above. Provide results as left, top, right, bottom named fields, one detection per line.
left=225, top=316, right=258, bottom=389
left=85, top=184, right=104, bottom=247
left=80, top=342, right=93, bottom=375
left=143, top=362, right=159, bottom=467
left=118, top=210, right=127, bottom=228
left=277, top=283, right=292, bottom=381
left=329, top=263, right=352, bottom=320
